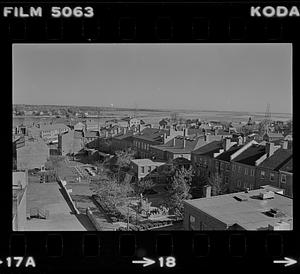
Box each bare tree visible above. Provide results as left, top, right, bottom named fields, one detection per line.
left=208, top=172, right=227, bottom=196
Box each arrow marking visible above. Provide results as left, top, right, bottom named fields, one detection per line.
left=274, top=257, right=297, bottom=267
left=132, top=257, right=155, bottom=267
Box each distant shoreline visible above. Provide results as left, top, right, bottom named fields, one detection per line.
left=12, top=105, right=292, bottom=117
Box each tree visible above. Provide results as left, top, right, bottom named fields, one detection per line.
left=191, top=167, right=209, bottom=198
left=167, top=167, right=193, bottom=217
left=91, top=173, right=134, bottom=207
left=208, top=172, right=227, bottom=196
left=113, top=148, right=136, bottom=182
left=134, top=178, right=155, bottom=195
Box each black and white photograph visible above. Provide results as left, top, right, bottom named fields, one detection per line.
left=12, top=43, right=293, bottom=231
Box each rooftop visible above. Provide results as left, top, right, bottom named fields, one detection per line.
left=232, top=144, right=266, bottom=166
left=133, top=128, right=169, bottom=143
left=184, top=188, right=293, bottom=230
left=192, top=140, right=223, bottom=157
left=215, top=144, right=244, bottom=162
left=84, top=131, right=99, bottom=138
left=279, top=158, right=293, bottom=173
left=258, top=148, right=292, bottom=171
left=39, top=123, right=70, bottom=131
left=265, top=132, right=284, bottom=138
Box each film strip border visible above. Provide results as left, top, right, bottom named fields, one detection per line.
left=0, top=3, right=299, bottom=41
left=0, top=232, right=298, bottom=272
left=2, top=2, right=299, bottom=273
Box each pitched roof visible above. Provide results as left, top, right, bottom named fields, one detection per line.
left=133, top=128, right=168, bottom=143
left=39, top=123, right=69, bottom=131
left=265, top=132, right=284, bottom=138
left=215, top=144, right=244, bottom=162
left=152, top=135, right=209, bottom=154
left=113, top=130, right=134, bottom=140
left=279, top=158, right=293, bottom=173
left=258, top=149, right=292, bottom=171
left=192, top=140, right=223, bottom=157
left=232, top=144, right=266, bottom=166
left=84, top=131, right=99, bottom=138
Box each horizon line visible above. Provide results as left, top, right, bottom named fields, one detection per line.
left=13, top=103, right=292, bottom=116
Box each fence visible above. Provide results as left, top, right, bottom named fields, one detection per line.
left=86, top=207, right=103, bottom=231
left=57, top=177, right=80, bottom=214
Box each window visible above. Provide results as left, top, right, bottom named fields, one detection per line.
left=226, top=165, right=230, bottom=171
left=232, top=164, right=235, bottom=171
left=261, top=171, right=265, bottom=179
left=220, top=163, right=223, bottom=170
left=215, top=162, right=218, bottom=168
left=237, top=180, right=241, bottom=187
left=245, top=168, right=248, bottom=175
left=141, top=166, right=145, bottom=173
left=238, top=166, right=241, bottom=173
left=243, top=182, right=247, bottom=188
left=250, top=169, right=255, bottom=176
left=270, top=173, right=274, bottom=181
left=249, top=183, right=254, bottom=190
left=225, top=177, right=229, bottom=184
left=281, top=174, right=286, bottom=184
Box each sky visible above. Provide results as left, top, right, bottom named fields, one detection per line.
left=13, top=43, right=292, bottom=114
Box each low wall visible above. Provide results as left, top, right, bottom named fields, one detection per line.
left=86, top=207, right=103, bottom=231
left=57, top=177, right=80, bottom=215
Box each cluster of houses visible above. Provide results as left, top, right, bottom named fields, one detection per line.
left=12, top=114, right=293, bottom=231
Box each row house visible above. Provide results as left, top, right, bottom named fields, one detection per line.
left=191, top=138, right=237, bottom=180
left=111, top=129, right=134, bottom=152
left=120, top=117, right=141, bottom=128
left=255, top=143, right=292, bottom=192
left=230, top=141, right=268, bottom=192
left=278, top=158, right=293, bottom=198
left=151, top=130, right=216, bottom=162
left=83, top=130, right=100, bottom=149
left=38, top=123, right=70, bottom=143
left=192, top=138, right=293, bottom=197
left=130, top=159, right=166, bottom=182
left=263, top=132, right=284, bottom=142
left=132, top=128, right=169, bottom=158
left=58, top=130, right=85, bottom=156
left=15, top=137, right=50, bottom=170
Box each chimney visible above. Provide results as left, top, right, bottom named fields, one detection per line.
left=163, top=132, right=167, bottom=144
left=183, top=129, right=186, bottom=148
left=265, top=142, right=276, bottom=157
left=281, top=140, right=288, bottom=150
left=203, top=185, right=211, bottom=198
left=138, top=124, right=141, bottom=133
left=172, top=137, right=176, bottom=147
left=223, top=138, right=231, bottom=151
left=124, top=127, right=127, bottom=135
left=204, top=133, right=209, bottom=142
left=238, top=136, right=243, bottom=146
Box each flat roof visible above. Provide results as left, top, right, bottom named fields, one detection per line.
left=184, top=189, right=293, bottom=230
left=131, top=159, right=165, bottom=166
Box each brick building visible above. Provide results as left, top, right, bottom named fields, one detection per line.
left=16, top=138, right=50, bottom=170
left=183, top=188, right=293, bottom=230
